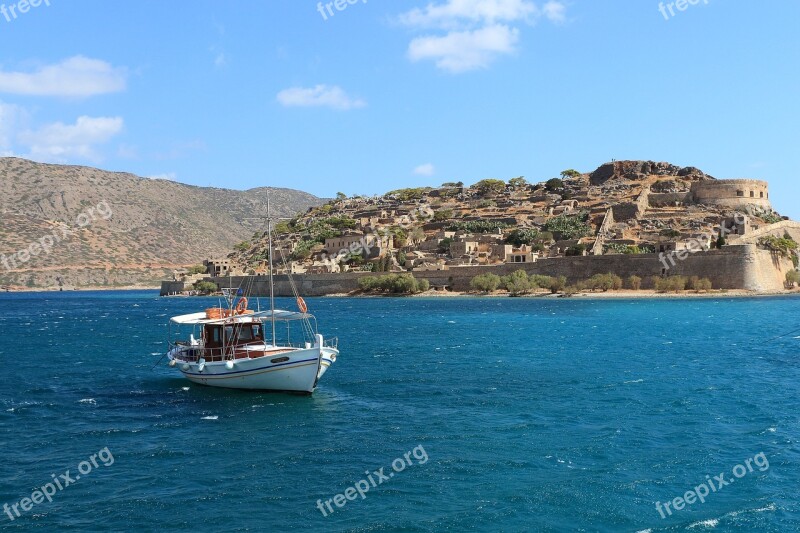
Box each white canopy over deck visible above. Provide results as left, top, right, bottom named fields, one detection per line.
left=170, top=309, right=312, bottom=325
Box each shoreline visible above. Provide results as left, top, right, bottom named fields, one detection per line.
left=4, top=286, right=799, bottom=300
left=1, top=285, right=160, bottom=293
left=323, top=288, right=800, bottom=299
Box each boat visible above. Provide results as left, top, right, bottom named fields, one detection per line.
left=163, top=202, right=339, bottom=394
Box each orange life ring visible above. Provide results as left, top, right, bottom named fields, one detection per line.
left=296, top=297, right=308, bottom=313
left=235, top=297, right=248, bottom=315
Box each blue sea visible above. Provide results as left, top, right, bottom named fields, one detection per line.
left=1, top=291, right=799, bottom=532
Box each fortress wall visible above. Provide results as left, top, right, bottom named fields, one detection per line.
left=731, top=221, right=800, bottom=244
left=612, top=186, right=650, bottom=221
left=648, top=192, right=692, bottom=207
left=691, top=179, right=771, bottom=209
left=160, top=281, right=188, bottom=295
left=190, top=245, right=785, bottom=296
left=744, top=247, right=793, bottom=292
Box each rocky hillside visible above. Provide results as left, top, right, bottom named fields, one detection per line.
left=0, top=158, right=322, bottom=289
left=223, top=160, right=784, bottom=275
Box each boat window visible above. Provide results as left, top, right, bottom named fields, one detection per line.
left=238, top=327, right=255, bottom=342
left=204, top=326, right=223, bottom=347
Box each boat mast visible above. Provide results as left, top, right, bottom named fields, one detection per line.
left=267, top=196, right=277, bottom=345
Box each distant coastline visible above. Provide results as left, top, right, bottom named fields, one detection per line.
left=4, top=285, right=799, bottom=301
left=0, top=284, right=160, bottom=293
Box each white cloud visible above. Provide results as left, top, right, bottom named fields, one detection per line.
left=276, top=85, right=366, bottom=110
left=397, top=0, right=566, bottom=72
left=17, top=115, right=124, bottom=162
left=409, top=25, right=519, bottom=73
left=542, top=1, right=566, bottom=23
left=0, top=56, right=127, bottom=97
left=414, top=163, right=436, bottom=176
left=148, top=172, right=178, bottom=181
left=0, top=101, right=27, bottom=153
left=399, top=0, right=538, bottom=28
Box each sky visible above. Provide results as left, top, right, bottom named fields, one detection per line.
left=0, top=0, right=798, bottom=217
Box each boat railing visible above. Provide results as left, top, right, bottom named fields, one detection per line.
left=324, top=337, right=338, bottom=350
left=169, top=340, right=318, bottom=362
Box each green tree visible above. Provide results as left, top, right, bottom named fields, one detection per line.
left=758, top=235, right=797, bottom=257
left=560, top=169, right=581, bottom=180
left=585, top=273, right=619, bottom=292
left=392, top=228, right=408, bottom=248
left=448, top=220, right=510, bottom=233
left=565, top=244, right=587, bottom=256
left=545, top=213, right=592, bottom=240
left=502, top=270, right=531, bottom=296
left=194, top=281, right=218, bottom=294
left=529, top=274, right=555, bottom=290
left=409, top=227, right=426, bottom=245
left=438, top=237, right=454, bottom=254
left=358, top=274, right=426, bottom=294
left=336, top=192, right=347, bottom=200
left=292, top=239, right=317, bottom=260
left=549, top=275, right=567, bottom=294
left=470, top=273, right=502, bottom=293
left=786, top=270, right=800, bottom=285
left=545, top=178, right=564, bottom=192
left=508, top=176, right=527, bottom=189
left=627, top=275, right=642, bottom=290
left=273, top=221, right=292, bottom=235
left=505, top=228, right=540, bottom=247
left=473, top=179, right=506, bottom=196
left=433, top=209, right=454, bottom=221
left=187, top=264, right=207, bottom=275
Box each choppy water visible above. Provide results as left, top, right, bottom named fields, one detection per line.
left=0, top=291, right=798, bottom=531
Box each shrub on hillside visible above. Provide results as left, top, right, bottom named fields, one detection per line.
left=473, top=179, right=506, bottom=196
left=545, top=214, right=592, bottom=240
left=187, top=264, right=207, bottom=275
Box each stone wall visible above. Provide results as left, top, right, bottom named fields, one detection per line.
left=613, top=185, right=650, bottom=221
left=648, top=192, right=693, bottom=207
left=731, top=220, right=800, bottom=244
left=171, top=244, right=789, bottom=296
left=691, top=179, right=770, bottom=209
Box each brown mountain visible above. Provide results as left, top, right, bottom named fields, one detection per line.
left=0, top=158, right=322, bottom=289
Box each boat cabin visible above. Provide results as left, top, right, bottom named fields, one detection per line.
left=203, top=322, right=265, bottom=348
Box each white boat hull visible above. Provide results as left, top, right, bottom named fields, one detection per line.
left=168, top=346, right=338, bottom=394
